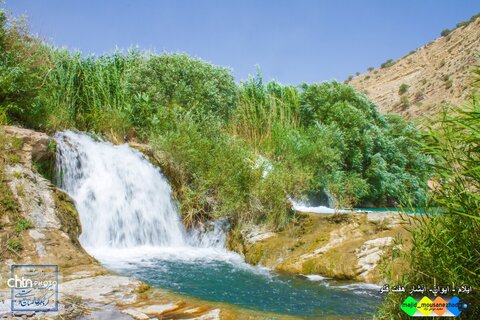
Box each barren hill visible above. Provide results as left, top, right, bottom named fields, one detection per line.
left=349, top=16, right=480, bottom=120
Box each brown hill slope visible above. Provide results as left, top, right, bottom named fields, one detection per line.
left=349, top=17, right=480, bottom=120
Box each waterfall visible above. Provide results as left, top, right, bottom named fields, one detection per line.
left=55, top=130, right=225, bottom=253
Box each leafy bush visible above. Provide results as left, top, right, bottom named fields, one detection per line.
left=0, top=9, right=50, bottom=126
left=299, top=82, right=430, bottom=206
left=381, top=59, right=395, bottom=68
left=398, top=83, right=409, bottom=95
left=127, top=53, right=237, bottom=121
left=440, top=28, right=451, bottom=37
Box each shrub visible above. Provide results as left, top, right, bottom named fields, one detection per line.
left=470, top=13, right=480, bottom=23
left=7, top=238, right=23, bottom=252
left=15, top=218, right=33, bottom=234
left=400, top=95, right=409, bottom=108
left=127, top=53, right=237, bottom=121
left=398, top=83, right=409, bottom=95
left=440, top=28, right=451, bottom=37
left=381, top=59, right=395, bottom=68
left=367, top=67, right=374, bottom=72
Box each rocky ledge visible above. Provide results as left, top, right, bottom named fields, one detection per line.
left=228, top=210, right=413, bottom=284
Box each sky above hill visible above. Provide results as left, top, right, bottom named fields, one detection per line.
left=6, top=0, right=480, bottom=85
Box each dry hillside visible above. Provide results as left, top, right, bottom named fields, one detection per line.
left=349, top=16, right=480, bottom=120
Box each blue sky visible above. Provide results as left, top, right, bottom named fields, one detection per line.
left=6, top=0, right=480, bottom=84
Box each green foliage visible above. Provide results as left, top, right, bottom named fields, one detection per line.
left=367, top=67, right=374, bottom=72
left=6, top=238, right=22, bottom=252
left=398, top=83, right=409, bottom=95
left=15, top=218, right=33, bottom=234
left=440, top=28, right=451, bottom=37
left=377, top=79, right=480, bottom=318
left=299, top=82, right=430, bottom=206
left=0, top=8, right=49, bottom=126
left=232, top=72, right=300, bottom=146
left=470, top=13, right=480, bottom=23
left=0, top=7, right=432, bottom=228
left=150, top=112, right=304, bottom=229
left=381, top=59, right=394, bottom=68
left=127, top=53, right=237, bottom=121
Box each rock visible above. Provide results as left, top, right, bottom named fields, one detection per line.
left=2, top=126, right=51, bottom=167
left=35, top=242, right=47, bottom=257
left=243, top=225, right=276, bottom=244
left=12, top=311, right=35, bottom=317
left=190, top=309, right=221, bottom=320
left=28, top=229, right=46, bottom=240
left=122, top=309, right=149, bottom=320
left=355, top=237, right=394, bottom=277
left=6, top=164, right=60, bottom=229
left=138, top=302, right=183, bottom=315
left=59, top=275, right=141, bottom=304
left=300, top=222, right=360, bottom=260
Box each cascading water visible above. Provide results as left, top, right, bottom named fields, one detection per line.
left=54, top=130, right=381, bottom=318
left=55, top=130, right=224, bottom=253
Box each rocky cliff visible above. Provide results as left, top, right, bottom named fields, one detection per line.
left=349, top=16, right=480, bottom=120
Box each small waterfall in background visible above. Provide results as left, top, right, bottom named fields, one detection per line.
left=55, top=130, right=226, bottom=257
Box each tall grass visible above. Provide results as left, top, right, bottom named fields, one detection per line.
left=377, top=91, right=480, bottom=319
left=231, top=72, right=300, bottom=147
left=32, top=50, right=137, bottom=140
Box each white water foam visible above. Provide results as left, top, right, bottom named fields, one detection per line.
left=290, top=200, right=350, bottom=214
left=303, top=274, right=330, bottom=281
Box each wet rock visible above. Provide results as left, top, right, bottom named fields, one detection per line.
left=190, top=308, right=221, bottom=320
